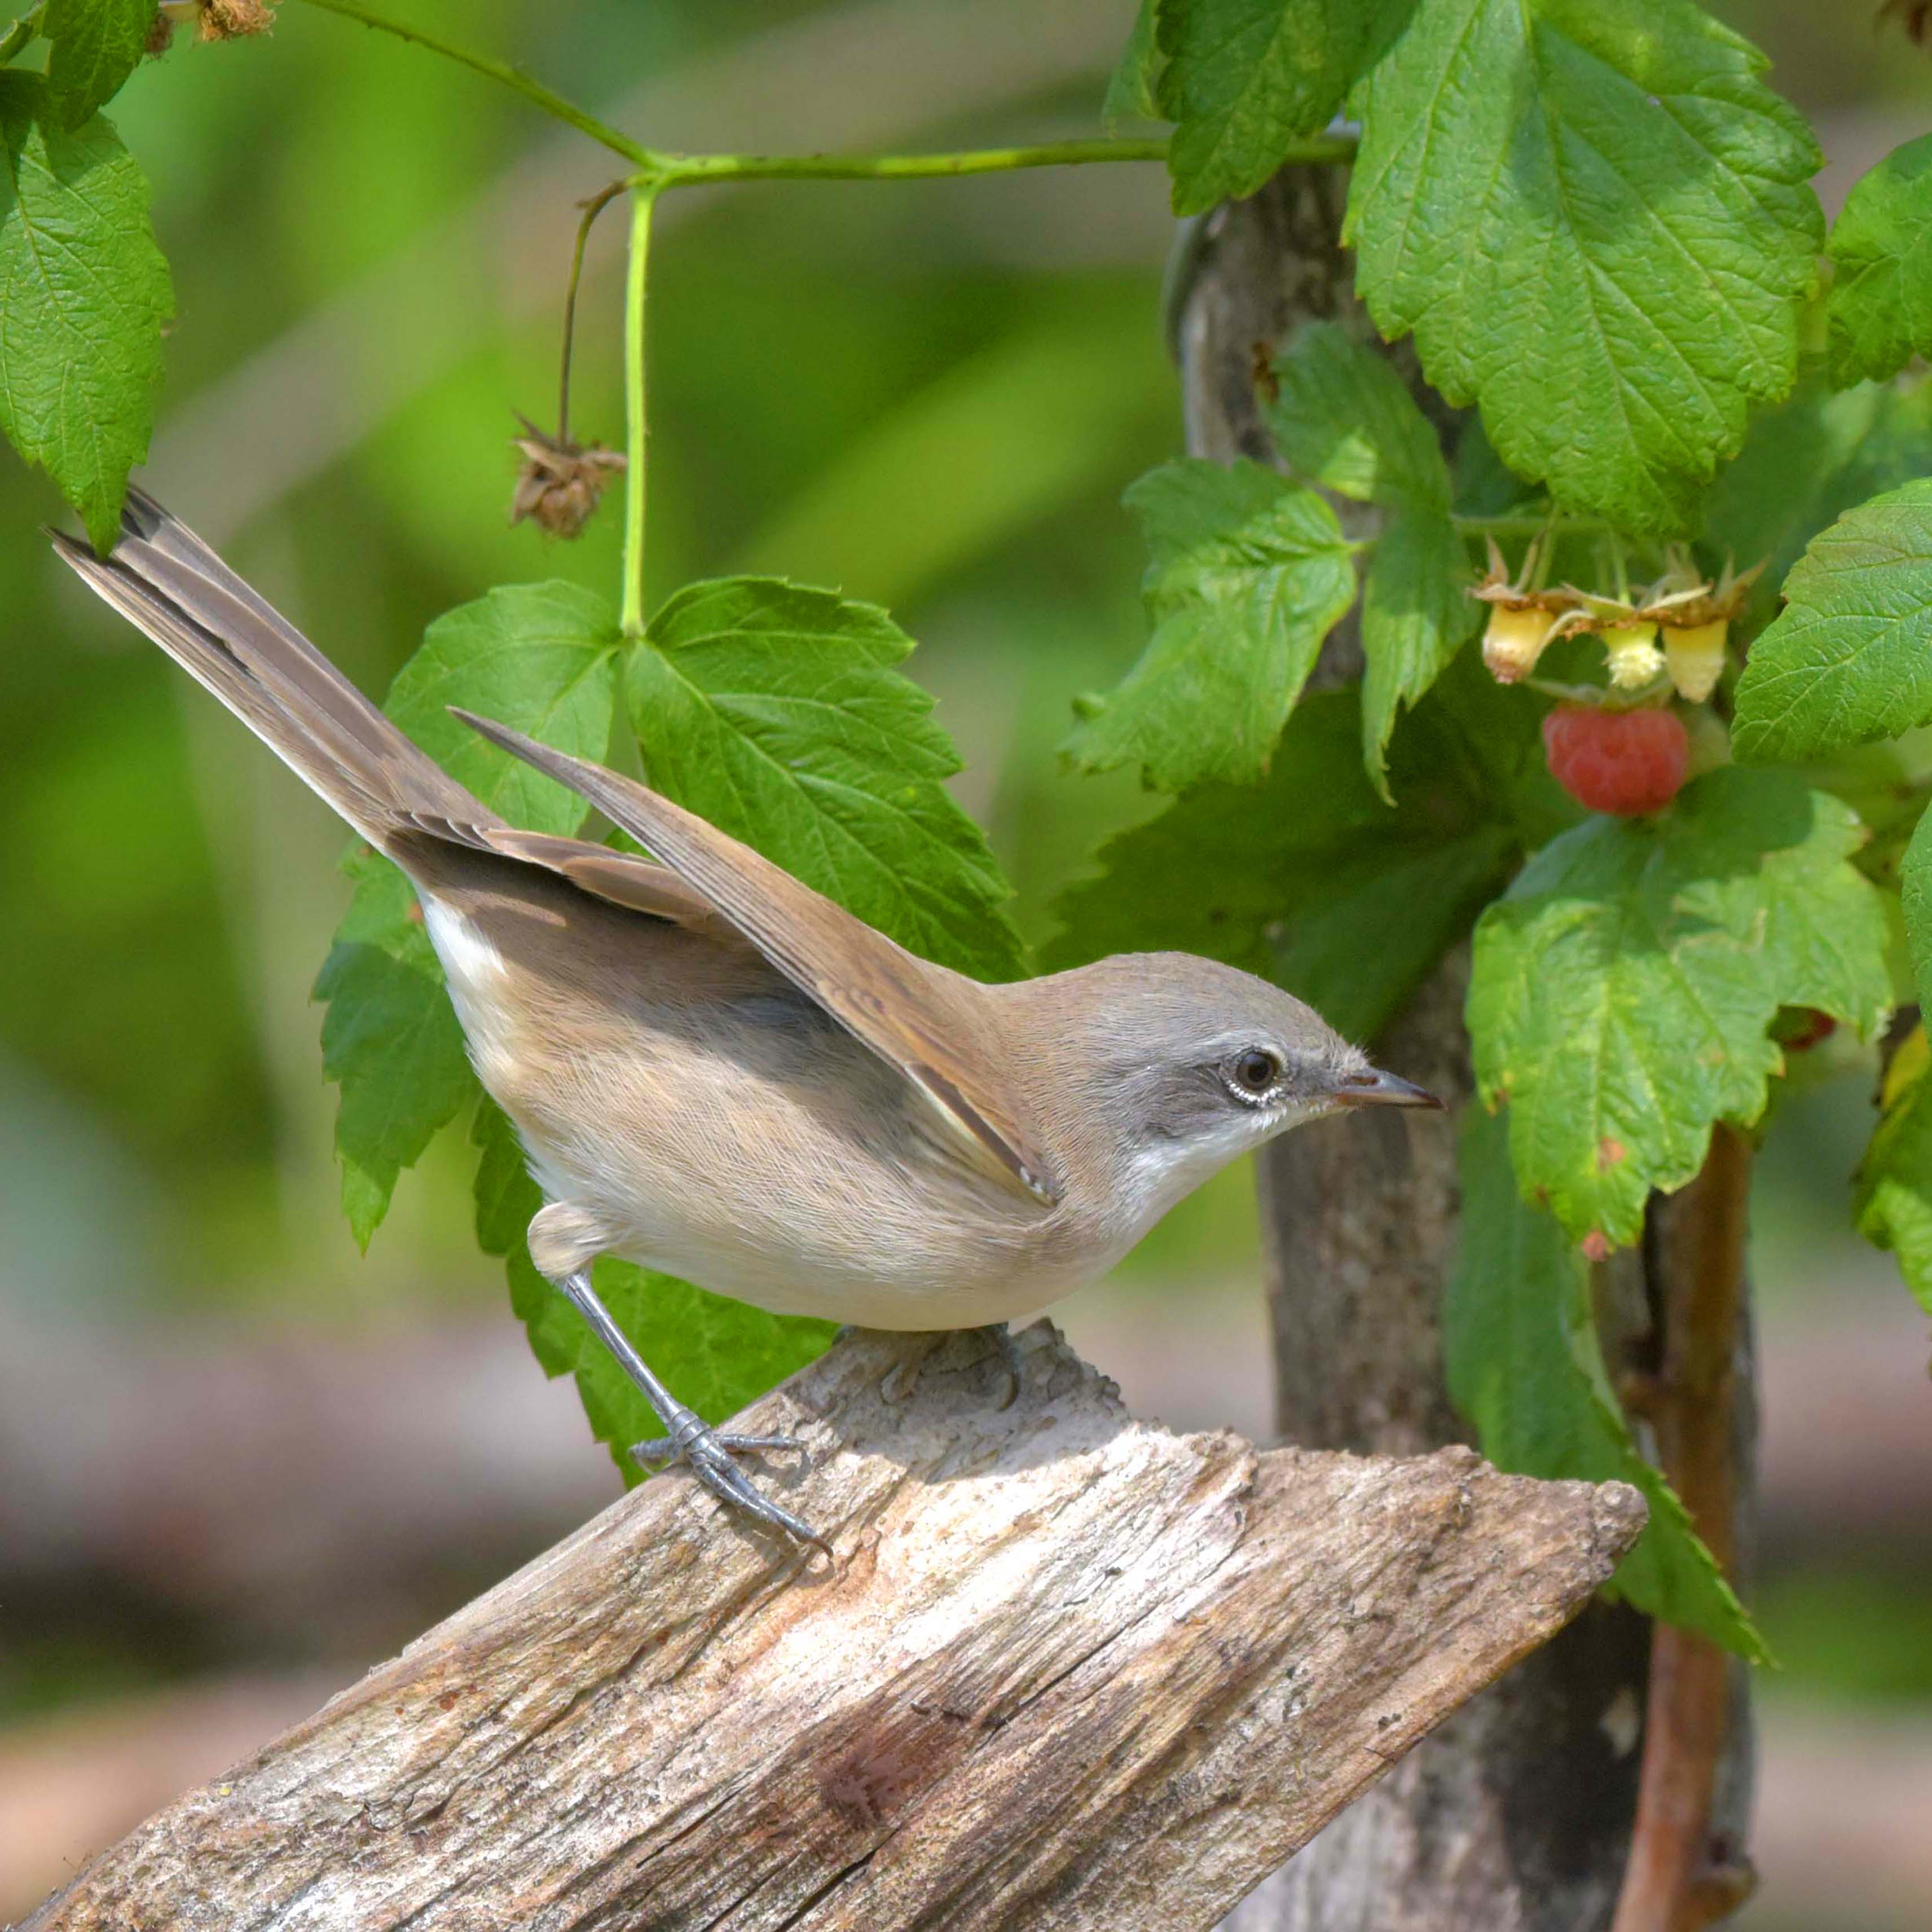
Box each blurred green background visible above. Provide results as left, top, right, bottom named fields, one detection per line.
left=0, top=2, right=1928, bottom=1924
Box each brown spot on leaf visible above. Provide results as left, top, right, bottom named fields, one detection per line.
left=1596, top=1137, right=1626, bottom=1172
left=1581, top=1230, right=1611, bottom=1264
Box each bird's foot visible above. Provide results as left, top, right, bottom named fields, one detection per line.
left=632, top=1409, right=825, bottom=1551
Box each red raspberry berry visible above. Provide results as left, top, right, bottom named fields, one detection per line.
left=1541, top=705, right=1688, bottom=817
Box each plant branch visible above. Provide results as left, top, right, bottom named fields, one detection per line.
left=646, top=135, right=1204, bottom=186
left=0, top=2, right=41, bottom=65
left=289, top=0, right=659, bottom=168
left=558, top=181, right=627, bottom=443
left=619, top=183, right=657, bottom=639
left=1610, top=1123, right=1758, bottom=1932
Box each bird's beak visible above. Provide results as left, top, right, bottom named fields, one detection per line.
left=1331, top=1066, right=1446, bottom=1110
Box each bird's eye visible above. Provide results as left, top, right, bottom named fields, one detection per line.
left=1231, top=1048, right=1280, bottom=1095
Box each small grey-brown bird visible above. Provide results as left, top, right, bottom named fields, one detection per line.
left=55, top=492, right=1440, bottom=1545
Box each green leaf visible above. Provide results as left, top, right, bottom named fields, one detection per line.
left=1050, top=684, right=1519, bottom=1041
left=1360, top=506, right=1480, bottom=800
left=385, top=581, right=622, bottom=835
left=475, top=1099, right=836, bottom=1480
left=1702, top=369, right=1932, bottom=631
left=316, top=583, right=620, bottom=1243
left=1063, top=460, right=1357, bottom=793
left=1267, top=322, right=1449, bottom=510
left=1854, top=1024, right=1932, bottom=1323
left=1345, top=0, right=1823, bottom=534
left=1732, top=479, right=1932, bottom=765
left=1469, top=768, right=1891, bottom=1249
left=632, top=576, right=1026, bottom=981
left=314, top=850, right=476, bottom=1251
left=1902, top=808, right=1932, bottom=1014
left=1104, top=0, right=1163, bottom=122
left=1447, top=1104, right=1767, bottom=1659
left=43, top=0, right=153, bottom=127
left=1155, top=0, right=1393, bottom=214
left=1826, top=134, right=1932, bottom=390
left=0, top=75, right=171, bottom=551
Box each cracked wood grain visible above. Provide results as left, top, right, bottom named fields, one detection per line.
left=22, top=1323, right=1643, bottom=1932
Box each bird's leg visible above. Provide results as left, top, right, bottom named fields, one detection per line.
left=551, top=1269, right=826, bottom=1551
left=875, top=1323, right=1024, bottom=1410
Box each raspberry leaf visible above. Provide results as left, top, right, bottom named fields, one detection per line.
left=0, top=76, right=172, bottom=551
left=1266, top=326, right=1476, bottom=798
left=43, top=0, right=155, bottom=127
left=1103, top=0, right=1163, bottom=122
left=1049, top=684, right=1522, bottom=1042
left=475, top=1101, right=835, bottom=1482
left=1153, top=0, right=1394, bottom=213
left=1345, top=0, right=1821, bottom=535
left=632, top=576, right=1026, bottom=981
left=1063, top=459, right=1357, bottom=793
left=1449, top=1105, right=1768, bottom=1660
left=1732, top=479, right=1932, bottom=764
left=1469, top=768, right=1891, bottom=1248
left=1825, top=133, right=1932, bottom=390
left=317, top=582, right=622, bottom=1246
left=1267, top=323, right=1450, bottom=512
left=1853, top=1024, right=1932, bottom=1323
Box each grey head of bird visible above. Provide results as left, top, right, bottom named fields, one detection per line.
left=996, top=950, right=1440, bottom=1233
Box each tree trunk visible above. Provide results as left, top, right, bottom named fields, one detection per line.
left=1173, top=169, right=1757, bottom=1932
left=21, top=1324, right=1643, bottom=1932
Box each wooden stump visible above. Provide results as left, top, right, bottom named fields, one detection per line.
left=23, top=1322, right=1644, bottom=1932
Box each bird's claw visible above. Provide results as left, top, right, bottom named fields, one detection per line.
left=631, top=1418, right=828, bottom=1551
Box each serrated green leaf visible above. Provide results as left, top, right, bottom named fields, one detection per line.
left=474, top=1099, right=836, bottom=1481
left=1267, top=322, right=1449, bottom=510
left=385, top=580, right=621, bottom=834
left=1854, top=1024, right=1932, bottom=1324
left=316, top=583, right=620, bottom=1243
left=1049, top=685, right=1518, bottom=1041
left=1902, top=808, right=1932, bottom=1014
left=1469, top=768, right=1891, bottom=1248
left=1826, top=134, right=1932, bottom=390
left=0, top=75, right=171, bottom=551
left=632, top=576, right=1025, bottom=981
left=1063, top=460, right=1356, bottom=792
left=1448, top=1104, right=1768, bottom=1660
left=1360, top=507, right=1479, bottom=799
left=43, top=0, right=153, bottom=127
left=1156, top=0, right=1393, bottom=214
left=1702, top=369, right=1932, bottom=631
left=314, top=850, right=476, bottom=1250
left=1732, top=479, right=1932, bottom=765
left=1104, top=0, right=1163, bottom=122
left=1345, top=0, right=1822, bottom=534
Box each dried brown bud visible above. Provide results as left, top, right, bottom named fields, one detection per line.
left=509, top=419, right=626, bottom=540
left=199, top=0, right=277, bottom=43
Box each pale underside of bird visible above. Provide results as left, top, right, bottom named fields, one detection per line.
left=53, top=491, right=1438, bottom=1543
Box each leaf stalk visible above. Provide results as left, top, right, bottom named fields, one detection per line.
left=619, top=182, right=657, bottom=640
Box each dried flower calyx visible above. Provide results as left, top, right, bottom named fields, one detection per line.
left=509, top=417, right=626, bottom=540
left=1469, top=539, right=1582, bottom=684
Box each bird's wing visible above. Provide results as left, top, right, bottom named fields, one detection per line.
left=449, top=708, right=1058, bottom=1208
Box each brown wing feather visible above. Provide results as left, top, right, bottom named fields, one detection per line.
left=448, top=707, right=1057, bottom=1207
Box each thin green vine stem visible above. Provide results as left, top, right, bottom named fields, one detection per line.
left=0, top=2, right=43, bottom=66
left=619, top=184, right=658, bottom=640
left=289, top=0, right=660, bottom=169
left=648, top=137, right=1191, bottom=186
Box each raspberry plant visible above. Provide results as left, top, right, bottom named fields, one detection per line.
left=8, top=1, right=1932, bottom=1920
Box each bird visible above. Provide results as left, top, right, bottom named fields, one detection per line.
left=54, top=491, right=1441, bottom=1547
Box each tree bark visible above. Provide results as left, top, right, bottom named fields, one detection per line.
left=1174, top=170, right=1757, bottom=1932
left=21, top=1324, right=1643, bottom=1932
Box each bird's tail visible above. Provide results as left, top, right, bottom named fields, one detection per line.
left=50, top=489, right=496, bottom=853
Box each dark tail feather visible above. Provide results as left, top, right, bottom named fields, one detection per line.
left=50, top=491, right=495, bottom=853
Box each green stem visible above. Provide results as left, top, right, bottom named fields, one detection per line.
left=0, top=3, right=42, bottom=65
left=289, top=0, right=659, bottom=169
left=558, top=181, right=627, bottom=442
left=619, top=184, right=658, bottom=640
left=648, top=135, right=1195, bottom=187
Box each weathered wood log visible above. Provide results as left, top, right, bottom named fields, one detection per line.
left=24, top=1323, right=1642, bottom=1932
